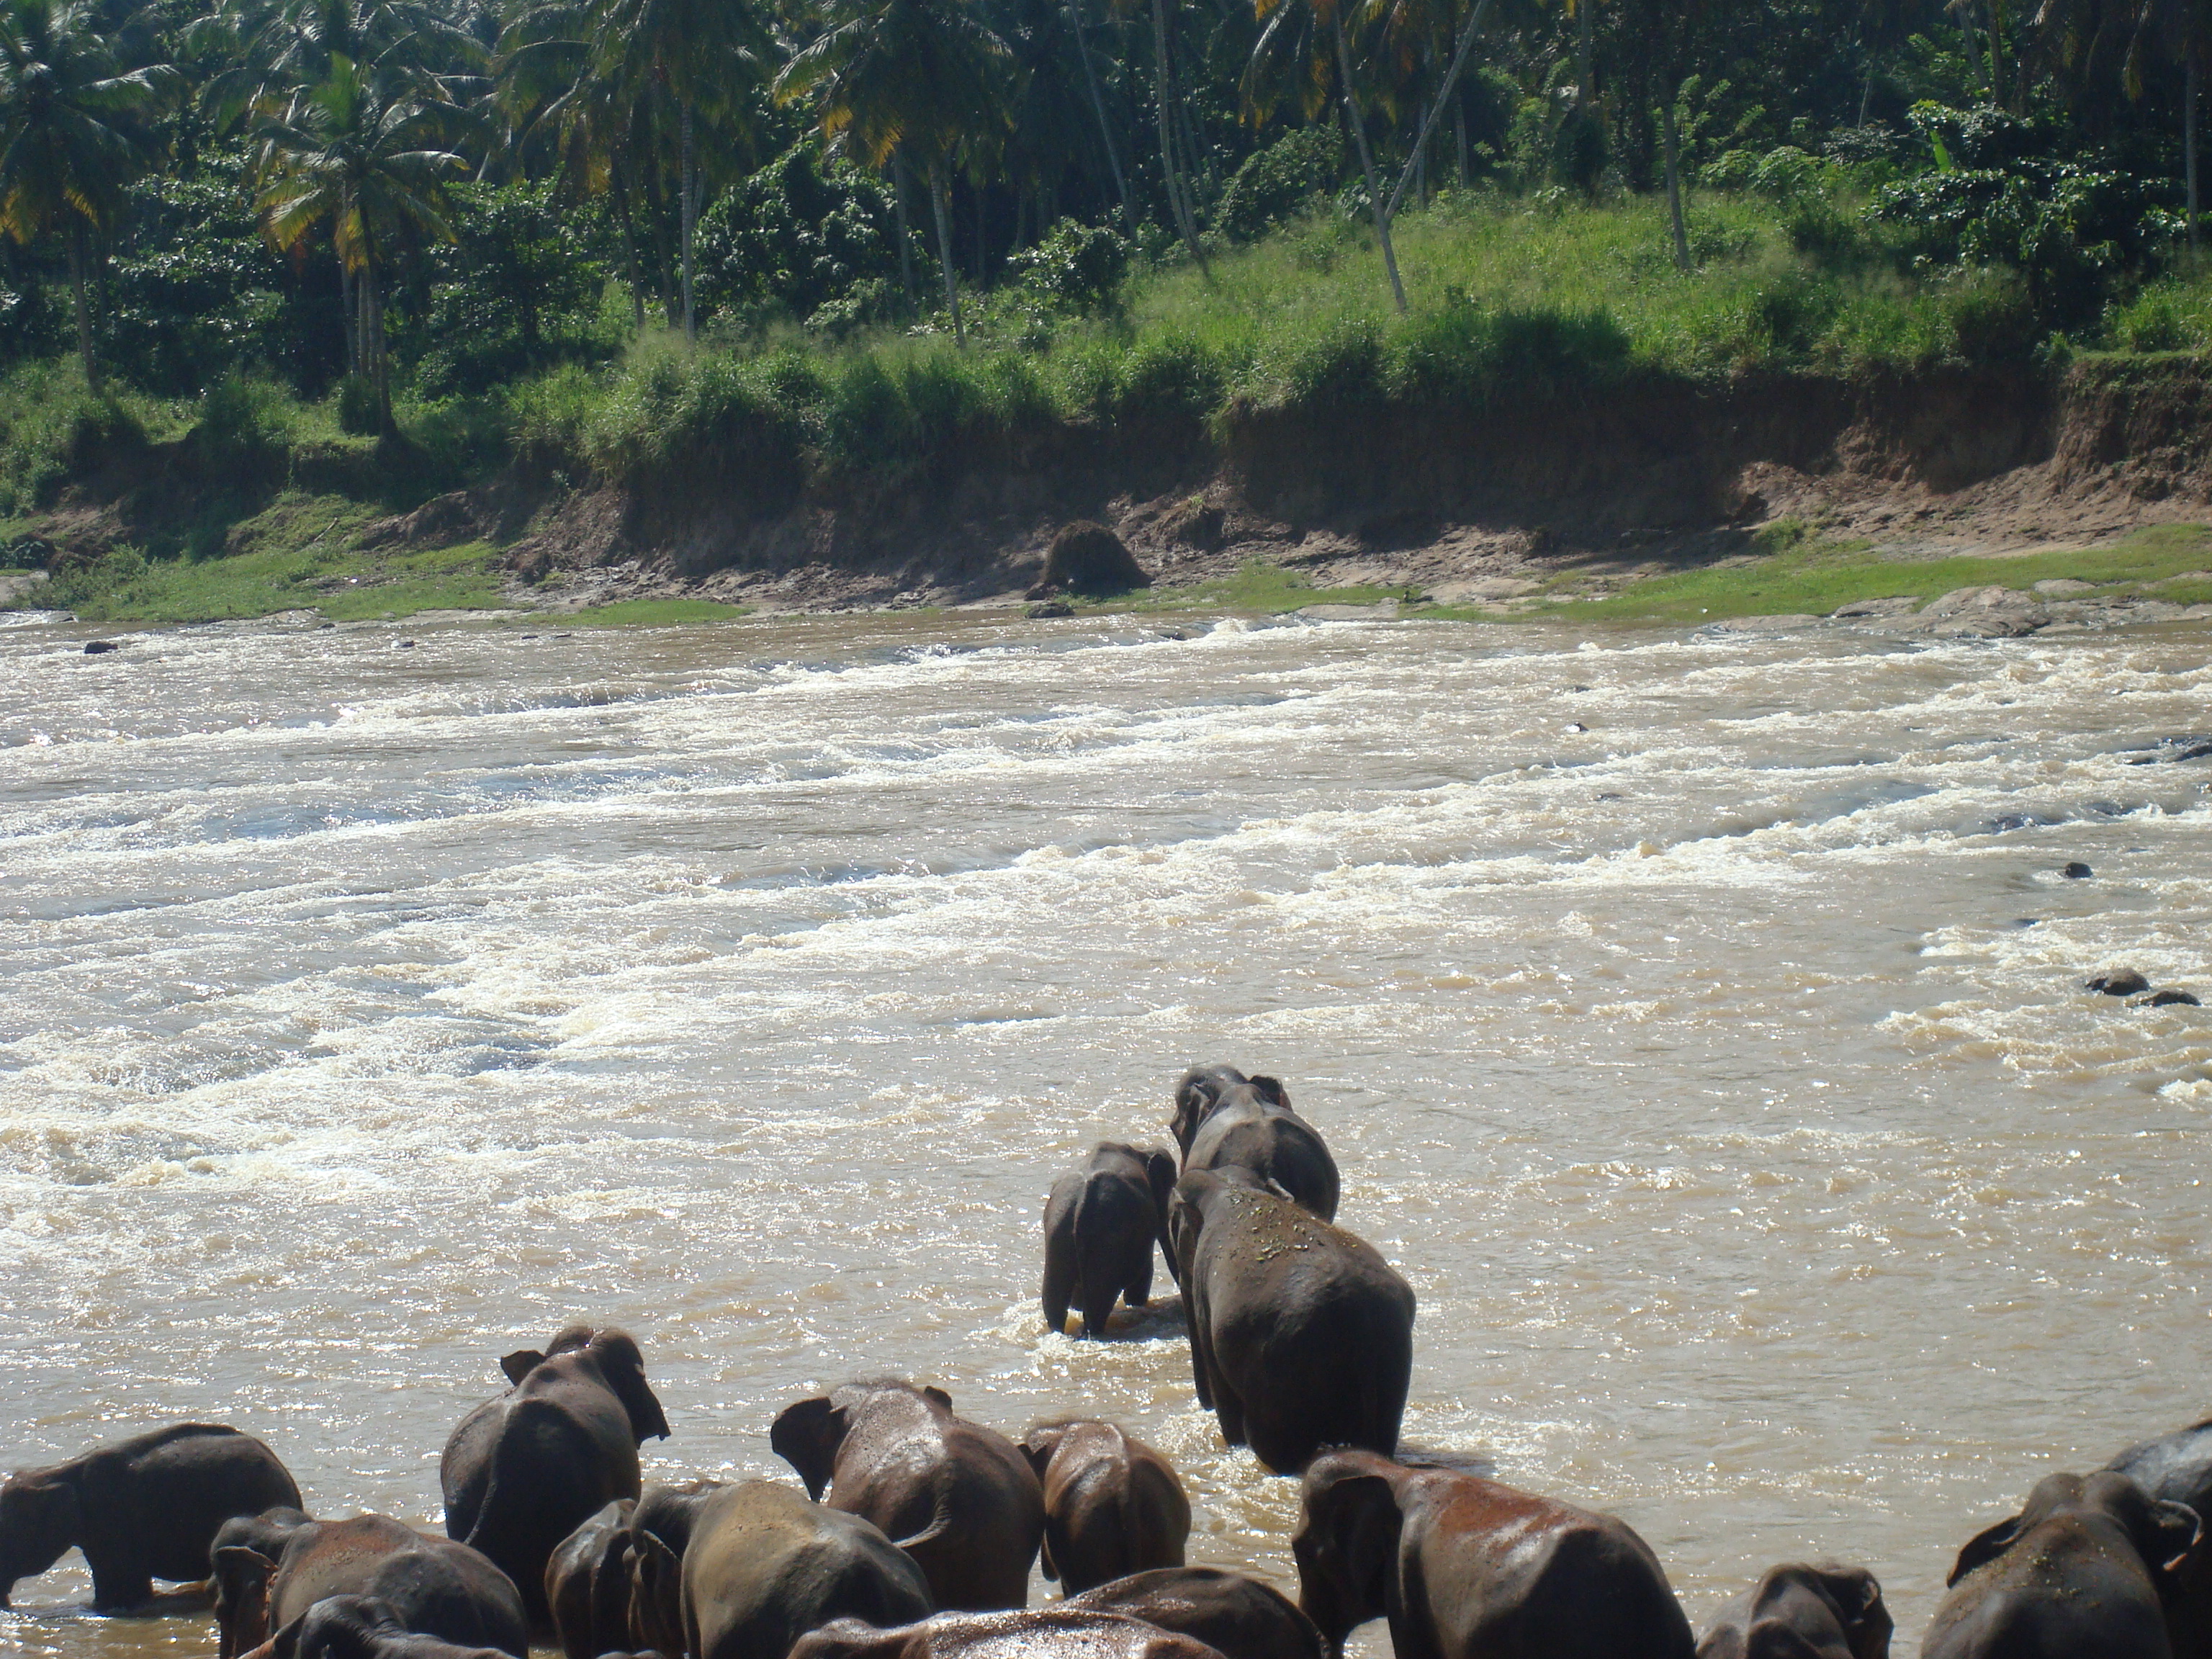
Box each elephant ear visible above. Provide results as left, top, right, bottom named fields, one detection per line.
left=592, top=1332, right=672, bottom=1444
left=770, top=1398, right=845, bottom=1501
left=921, top=1385, right=953, bottom=1412
left=1319, top=1469, right=1401, bottom=1619
left=1248, top=1074, right=1290, bottom=1107
left=2143, top=1498, right=2203, bottom=1578
left=1017, top=1426, right=1063, bottom=1480
left=628, top=1527, right=685, bottom=1655
left=1819, top=1565, right=1892, bottom=1659
left=1947, top=1514, right=2025, bottom=1586
left=499, top=1350, right=547, bottom=1387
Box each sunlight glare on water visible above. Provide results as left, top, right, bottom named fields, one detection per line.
left=2, top=608, right=2209, bottom=1656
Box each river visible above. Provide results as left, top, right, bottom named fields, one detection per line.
left=3, top=607, right=2208, bottom=1657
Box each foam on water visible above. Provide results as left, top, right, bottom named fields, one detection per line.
left=2, top=610, right=2210, bottom=1655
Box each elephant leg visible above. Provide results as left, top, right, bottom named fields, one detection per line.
left=1079, top=1264, right=1120, bottom=1339
left=1124, top=1254, right=1154, bottom=1310
left=1043, top=1244, right=1076, bottom=1338
left=88, top=1555, right=155, bottom=1614
left=1213, top=1380, right=1249, bottom=1449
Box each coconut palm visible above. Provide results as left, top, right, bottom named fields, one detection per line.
left=192, top=0, right=485, bottom=135
left=253, top=53, right=468, bottom=428
left=775, top=0, right=1012, bottom=343
left=0, top=0, right=181, bottom=387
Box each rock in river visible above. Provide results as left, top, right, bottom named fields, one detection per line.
left=2085, top=969, right=2152, bottom=997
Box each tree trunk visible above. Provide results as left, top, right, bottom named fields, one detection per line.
left=1986, top=1, right=2005, bottom=108
left=680, top=98, right=697, bottom=346
left=893, top=152, right=917, bottom=308
left=611, top=158, right=647, bottom=333
left=2190, top=50, right=2200, bottom=258
left=338, top=249, right=358, bottom=375
left=1151, top=0, right=1208, bottom=269
left=1661, top=90, right=1691, bottom=272
left=1334, top=6, right=1407, bottom=313
left=1575, top=0, right=1593, bottom=104
left=364, top=261, right=393, bottom=435
left=974, top=178, right=986, bottom=284
left=1455, top=95, right=1468, bottom=184
left=1385, top=0, right=1494, bottom=222
left=927, top=154, right=964, bottom=343
left=1067, top=0, right=1133, bottom=225
left=67, top=220, right=98, bottom=391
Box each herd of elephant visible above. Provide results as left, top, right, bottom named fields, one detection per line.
left=3, top=1064, right=2211, bottom=1659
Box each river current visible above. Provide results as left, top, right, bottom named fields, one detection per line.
left=2, top=607, right=2208, bottom=1657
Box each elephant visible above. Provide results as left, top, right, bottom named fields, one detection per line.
left=213, top=1509, right=318, bottom=1655
left=1695, top=1563, right=1890, bottom=1659
left=787, top=1608, right=1230, bottom=1658
left=1166, top=1169, right=1413, bottom=1472
left=1066, top=1568, right=1326, bottom=1659
left=623, top=1478, right=729, bottom=1653
left=0, top=1422, right=303, bottom=1611
left=1169, top=1066, right=1339, bottom=1221
left=1923, top=1470, right=2201, bottom=1659
left=255, top=1593, right=516, bottom=1659
left=1018, top=1421, right=1189, bottom=1593
left=770, top=1380, right=1045, bottom=1612
left=1041, top=1143, right=1179, bottom=1339
left=439, top=1325, right=670, bottom=1626
left=624, top=1479, right=934, bottom=1659
left=212, top=1512, right=527, bottom=1659
left=2110, top=1419, right=2212, bottom=1658
left=545, top=1498, right=634, bottom=1659
left=1293, top=1449, right=1696, bottom=1659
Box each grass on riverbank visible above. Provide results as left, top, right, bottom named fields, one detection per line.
left=1486, top=523, right=2212, bottom=625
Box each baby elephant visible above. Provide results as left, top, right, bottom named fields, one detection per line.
left=0, top=1422, right=302, bottom=1611
left=268, top=1593, right=517, bottom=1659
left=544, top=1499, right=634, bottom=1659
left=1042, top=1143, right=1178, bottom=1339
left=1696, top=1563, right=1890, bottom=1659
left=1020, top=1422, right=1190, bottom=1594
left=1924, top=1470, right=2200, bottom=1659
left=789, top=1608, right=1229, bottom=1658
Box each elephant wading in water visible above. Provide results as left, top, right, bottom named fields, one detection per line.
left=626, top=1479, right=934, bottom=1659
left=544, top=1499, right=634, bottom=1659
left=1694, top=1563, right=1891, bottom=1659
left=770, top=1381, right=1044, bottom=1612
left=1293, top=1450, right=1696, bottom=1659
left=1167, top=1169, right=1413, bottom=1472
left=1066, top=1568, right=1326, bottom=1659
left=1170, top=1066, right=1339, bottom=1221
left=216, top=1514, right=527, bottom=1659
left=0, top=1423, right=302, bottom=1611
left=2110, top=1419, right=2212, bottom=1659
left=263, top=1593, right=518, bottom=1659
left=1923, top=1470, right=2201, bottom=1659
left=440, top=1326, right=670, bottom=1627
left=1018, top=1421, right=1189, bottom=1593
left=789, top=1608, right=1231, bottom=1658
left=1041, top=1143, right=1177, bottom=1339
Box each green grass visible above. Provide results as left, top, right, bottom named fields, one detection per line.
left=1465, top=523, right=2212, bottom=626
left=561, top=598, right=754, bottom=626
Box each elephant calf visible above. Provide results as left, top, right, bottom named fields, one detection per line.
left=771, top=1380, right=1044, bottom=1613
left=1169, top=1169, right=1413, bottom=1473
left=261, top=1593, right=517, bottom=1659
left=1066, top=1568, right=1326, bottom=1659
left=1924, top=1470, right=2201, bottom=1659
left=439, top=1324, right=670, bottom=1627
left=1020, top=1421, right=1189, bottom=1594
left=1294, top=1450, right=1696, bottom=1659
left=0, top=1421, right=302, bottom=1611
left=545, top=1498, right=634, bottom=1659
left=1171, top=1065, right=1339, bottom=1221
left=624, top=1477, right=729, bottom=1654
left=1041, top=1143, right=1177, bottom=1339
left=1695, top=1563, right=1891, bottom=1659
left=214, top=1511, right=527, bottom=1659
left=788, top=1608, right=1230, bottom=1658
left=626, top=1479, right=934, bottom=1659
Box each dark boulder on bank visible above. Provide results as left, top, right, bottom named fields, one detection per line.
left=1042, top=521, right=1150, bottom=595
left=2086, top=969, right=2151, bottom=997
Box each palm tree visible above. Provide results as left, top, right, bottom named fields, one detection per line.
left=253, top=53, right=468, bottom=429
left=0, top=0, right=181, bottom=387
left=1619, top=0, right=1711, bottom=270
left=775, top=0, right=1012, bottom=343
left=577, top=0, right=764, bottom=343
left=193, top=0, right=485, bottom=135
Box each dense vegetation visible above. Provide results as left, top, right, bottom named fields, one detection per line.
left=5, top=0, right=2212, bottom=529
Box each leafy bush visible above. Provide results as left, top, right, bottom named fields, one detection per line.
left=410, top=183, right=617, bottom=395
left=190, top=374, right=297, bottom=470
left=0, top=361, right=153, bottom=513
left=1008, top=220, right=1130, bottom=316
left=698, top=146, right=909, bottom=330
left=1213, top=126, right=1343, bottom=243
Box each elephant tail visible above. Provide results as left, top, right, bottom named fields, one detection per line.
left=891, top=1501, right=953, bottom=1554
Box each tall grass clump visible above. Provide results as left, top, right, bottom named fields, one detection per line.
left=0, top=361, right=163, bottom=514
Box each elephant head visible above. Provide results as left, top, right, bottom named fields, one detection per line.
left=0, top=1471, right=79, bottom=1608
left=1291, top=1451, right=1402, bottom=1650
left=212, top=1545, right=281, bottom=1658
left=770, top=1382, right=955, bottom=1501
left=503, top=1327, right=670, bottom=1446
left=1949, top=1470, right=2201, bottom=1592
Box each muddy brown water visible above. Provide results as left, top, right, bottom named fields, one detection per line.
left=3, top=608, right=2209, bottom=1658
